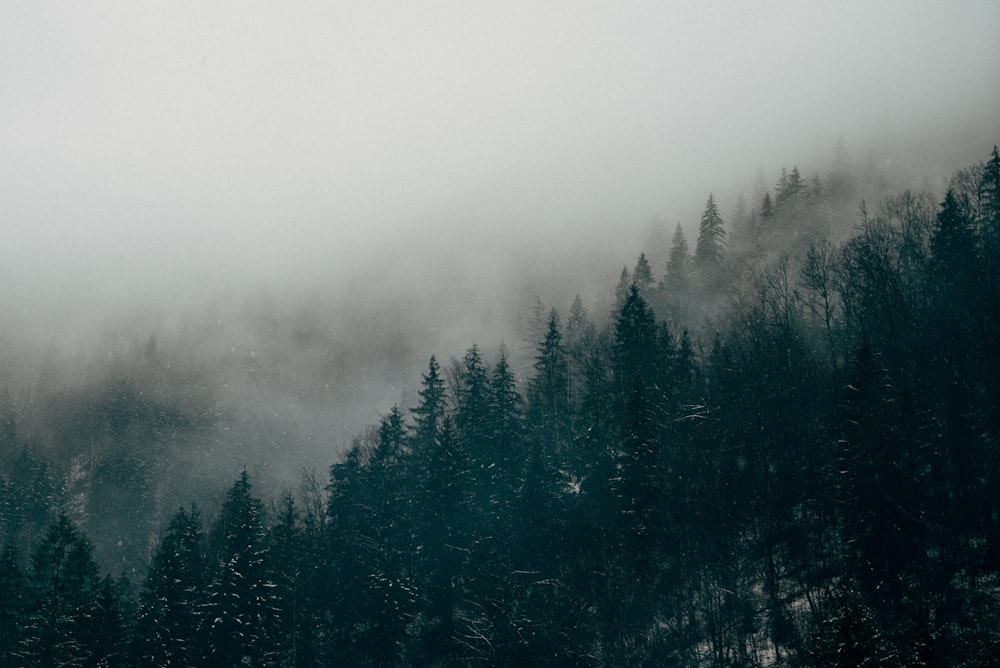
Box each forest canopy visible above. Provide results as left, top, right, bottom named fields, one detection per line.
left=2, top=144, right=1000, bottom=666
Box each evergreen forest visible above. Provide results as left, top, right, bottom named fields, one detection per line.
left=2, top=145, right=1000, bottom=666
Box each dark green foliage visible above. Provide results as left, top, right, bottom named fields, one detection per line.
left=411, top=354, right=447, bottom=458
left=19, top=514, right=112, bottom=667
left=665, top=222, right=691, bottom=286
left=932, top=187, right=978, bottom=287
left=132, top=505, right=206, bottom=667
left=0, top=545, right=25, bottom=667
left=612, top=284, right=661, bottom=409
left=0, top=450, right=59, bottom=555
left=198, top=471, right=280, bottom=666
left=807, top=579, right=897, bottom=668
left=487, top=348, right=524, bottom=484
left=527, top=310, right=570, bottom=455
left=695, top=192, right=726, bottom=275
left=3, top=145, right=1000, bottom=666
left=455, top=345, right=490, bottom=454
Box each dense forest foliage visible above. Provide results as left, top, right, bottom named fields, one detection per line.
left=2, top=145, right=1000, bottom=666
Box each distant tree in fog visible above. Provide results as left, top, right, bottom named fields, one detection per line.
left=695, top=194, right=726, bottom=270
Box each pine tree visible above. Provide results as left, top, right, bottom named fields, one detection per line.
left=931, top=187, right=977, bottom=294
left=132, top=505, right=206, bottom=667
left=660, top=223, right=693, bottom=324
left=695, top=193, right=726, bottom=275
left=375, top=405, right=407, bottom=476
left=267, top=493, right=310, bottom=668
left=324, top=442, right=378, bottom=664
left=664, top=223, right=691, bottom=296
left=760, top=192, right=775, bottom=220
left=566, top=294, right=591, bottom=350
left=455, top=344, right=491, bottom=461
left=614, top=266, right=632, bottom=312
left=837, top=343, right=924, bottom=600
left=487, top=346, right=524, bottom=487
left=527, top=310, right=570, bottom=458
left=613, top=284, right=660, bottom=404
left=87, top=575, right=131, bottom=667
left=198, top=471, right=279, bottom=667
left=411, top=355, right=447, bottom=459
left=575, top=343, right=615, bottom=487
left=728, top=193, right=756, bottom=251
left=618, top=376, right=662, bottom=558
left=20, top=514, right=103, bottom=667
left=632, top=252, right=654, bottom=300
left=409, top=414, right=469, bottom=665
left=775, top=165, right=805, bottom=208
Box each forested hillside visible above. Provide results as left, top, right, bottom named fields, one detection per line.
left=2, top=145, right=999, bottom=666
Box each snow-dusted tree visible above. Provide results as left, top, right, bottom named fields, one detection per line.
left=527, top=310, right=570, bottom=458
left=19, top=514, right=105, bottom=667
left=198, top=471, right=280, bottom=667
left=132, top=505, right=206, bottom=667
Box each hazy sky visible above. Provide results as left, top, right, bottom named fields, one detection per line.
left=3, top=1, right=999, bottom=332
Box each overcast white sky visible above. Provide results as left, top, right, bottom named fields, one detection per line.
left=2, top=1, right=999, bottom=332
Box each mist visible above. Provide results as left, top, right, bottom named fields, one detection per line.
left=2, top=0, right=997, bottom=493
left=4, top=1, right=998, bottom=328
left=4, top=2, right=1000, bottom=663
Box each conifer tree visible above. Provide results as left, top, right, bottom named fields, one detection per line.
left=132, top=505, right=206, bottom=667
left=775, top=165, right=805, bottom=208
left=632, top=252, right=654, bottom=299
left=20, top=514, right=104, bottom=667
left=931, top=187, right=977, bottom=294
left=613, top=284, right=659, bottom=403
left=565, top=294, right=591, bottom=350
left=487, top=346, right=524, bottom=487
left=199, top=471, right=279, bottom=667
left=664, top=223, right=691, bottom=296
left=88, top=575, right=131, bottom=668
left=266, top=493, right=313, bottom=668
left=760, top=192, right=775, bottom=220
left=695, top=193, right=726, bottom=274
left=527, top=311, right=570, bottom=457
left=324, top=441, right=385, bottom=664
left=411, top=355, right=447, bottom=459
left=455, top=344, right=491, bottom=460
left=618, top=377, right=663, bottom=562
left=374, top=405, right=407, bottom=477
left=614, top=266, right=632, bottom=312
